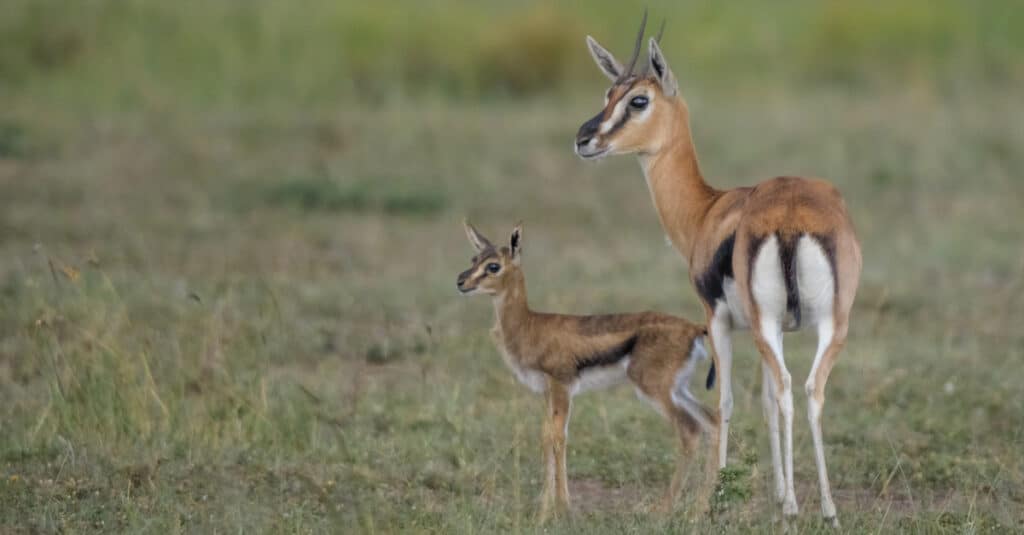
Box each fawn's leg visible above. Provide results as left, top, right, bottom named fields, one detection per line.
left=539, top=379, right=571, bottom=522
left=656, top=405, right=699, bottom=512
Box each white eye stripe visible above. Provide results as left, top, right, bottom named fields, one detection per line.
left=599, top=93, right=652, bottom=134
left=599, top=98, right=628, bottom=134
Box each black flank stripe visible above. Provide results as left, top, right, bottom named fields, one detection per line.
left=575, top=335, right=638, bottom=373
left=696, top=232, right=736, bottom=307
left=602, top=79, right=640, bottom=136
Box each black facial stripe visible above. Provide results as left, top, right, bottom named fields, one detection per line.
left=577, top=110, right=603, bottom=141
left=605, top=106, right=633, bottom=137
left=695, top=232, right=736, bottom=306
left=457, top=267, right=474, bottom=282
left=476, top=253, right=499, bottom=264
left=575, top=335, right=638, bottom=373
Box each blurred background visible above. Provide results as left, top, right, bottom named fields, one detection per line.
left=1, top=1, right=1022, bottom=532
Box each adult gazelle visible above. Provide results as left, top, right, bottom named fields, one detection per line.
left=574, top=13, right=862, bottom=526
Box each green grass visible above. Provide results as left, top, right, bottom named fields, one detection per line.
left=2, top=2, right=1024, bottom=533
left=3, top=0, right=1024, bottom=108
left=3, top=85, right=1023, bottom=532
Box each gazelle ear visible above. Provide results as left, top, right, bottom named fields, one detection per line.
left=509, top=222, right=523, bottom=264
left=648, top=37, right=677, bottom=96
left=463, top=219, right=492, bottom=252
left=586, top=35, right=623, bottom=82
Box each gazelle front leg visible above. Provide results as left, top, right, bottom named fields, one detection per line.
left=708, top=308, right=733, bottom=469
left=539, top=380, right=572, bottom=522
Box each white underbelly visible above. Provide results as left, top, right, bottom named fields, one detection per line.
left=571, top=357, right=630, bottom=395
left=498, top=349, right=547, bottom=393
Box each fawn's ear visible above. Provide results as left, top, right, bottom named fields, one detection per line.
left=463, top=219, right=492, bottom=252
left=509, top=222, right=523, bottom=264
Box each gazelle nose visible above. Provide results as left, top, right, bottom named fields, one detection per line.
left=576, top=111, right=603, bottom=147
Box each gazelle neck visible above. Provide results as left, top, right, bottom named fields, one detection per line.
left=492, top=270, right=530, bottom=335
left=638, top=99, right=718, bottom=257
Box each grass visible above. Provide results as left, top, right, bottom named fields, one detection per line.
left=3, top=85, right=1023, bottom=533
left=3, top=1, right=1024, bottom=107
left=2, top=2, right=1024, bottom=534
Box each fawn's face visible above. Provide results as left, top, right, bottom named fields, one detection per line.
left=574, top=13, right=683, bottom=159
left=457, top=221, right=522, bottom=297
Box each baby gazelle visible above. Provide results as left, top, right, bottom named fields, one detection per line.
left=457, top=221, right=718, bottom=520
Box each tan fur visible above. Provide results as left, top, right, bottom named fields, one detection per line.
left=458, top=221, right=718, bottom=521
left=579, top=32, right=862, bottom=525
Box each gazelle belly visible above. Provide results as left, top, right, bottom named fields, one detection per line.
left=571, top=357, right=630, bottom=395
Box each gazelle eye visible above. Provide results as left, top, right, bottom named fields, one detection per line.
left=486, top=263, right=501, bottom=274
left=629, top=95, right=649, bottom=109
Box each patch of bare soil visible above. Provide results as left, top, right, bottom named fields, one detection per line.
left=569, top=478, right=651, bottom=513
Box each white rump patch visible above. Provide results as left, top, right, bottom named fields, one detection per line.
left=690, top=336, right=709, bottom=362
left=796, top=235, right=835, bottom=322
left=751, top=234, right=788, bottom=321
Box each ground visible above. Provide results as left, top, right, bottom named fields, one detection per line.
left=1, top=83, right=1023, bottom=533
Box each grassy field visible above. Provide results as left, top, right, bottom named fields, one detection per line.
left=2, top=2, right=1024, bottom=533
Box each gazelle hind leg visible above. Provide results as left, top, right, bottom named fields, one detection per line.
left=762, top=361, right=785, bottom=505
left=659, top=408, right=699, bottom=513
left=806, top=318, right=847, bottom=526
left=796, top=232, right=849, bottom=526
left=670, top=385, right=720, bottom=512
left=749, top=234, right=798, bottom=517
left=752, top=320, right=798, bottom=518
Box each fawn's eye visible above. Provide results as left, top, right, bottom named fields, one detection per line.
left=629, top=95, right=649, bottom=109
left=486, top=263, right=501, bottom=274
